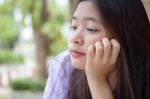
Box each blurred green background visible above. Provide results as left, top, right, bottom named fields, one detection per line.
left=0, top=0, right=78, bottom=99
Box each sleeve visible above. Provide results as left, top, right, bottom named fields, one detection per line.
left=43, top=58, right=61, bottom=99
left=42, top=59, right=53, bottom=99
left=42, top=50, right=70, bottom=99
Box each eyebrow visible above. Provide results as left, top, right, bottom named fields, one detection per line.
left=72, top=16, right=101, bottom=24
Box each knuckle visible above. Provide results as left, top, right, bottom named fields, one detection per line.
left=111, top=39, right=120, bottom=48
left=104, top=43, right=111, bottom=49
left=114, top=43, right=120, bottom=49
left=96, top=46, right=103, bottom=51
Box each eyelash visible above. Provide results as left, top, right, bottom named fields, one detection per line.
left=87, top=28, right=99, bottom=32
left=70, top=26, right=99, bottom=32
left=70, top=26, right=77, bottom=31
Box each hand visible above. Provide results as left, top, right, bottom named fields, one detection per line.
left=85, top=37, right=120, bottom=82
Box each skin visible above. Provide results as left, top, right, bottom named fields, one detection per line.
left=68, top=1, right=120, bottom=99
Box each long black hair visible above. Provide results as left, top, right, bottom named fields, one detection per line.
left=67, top=0, right=150, bottom=99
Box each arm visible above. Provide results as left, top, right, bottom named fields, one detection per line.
left=87, top=78, right=114, bottom=99
left=43, top=51, right=71, bottom=99
left=43, top=69, right=52, bottom=99
left=85, top=38, right=120, bottom=99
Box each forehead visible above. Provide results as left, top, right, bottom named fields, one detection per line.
left=73, top=1, right=101, bottom=22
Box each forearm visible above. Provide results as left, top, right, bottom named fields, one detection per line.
left=87, top=79, right=114, bottom=99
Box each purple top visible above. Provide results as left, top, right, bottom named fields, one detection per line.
left=43, top=50, right=74, bottom=99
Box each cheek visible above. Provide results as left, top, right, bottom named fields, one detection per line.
left=68, top=35, right=71, bottom=43
left=68, top=36, right=72, bottom=47
left=85, top=34, right=106, bottom=45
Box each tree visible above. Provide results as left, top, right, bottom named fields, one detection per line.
left=0, top=0, right=70, bottom=79
left=16, top=0, right=69, bottom=79
left=32, top=0, right=50, bottom=79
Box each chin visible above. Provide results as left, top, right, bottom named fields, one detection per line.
left=71, top=57, right=85, bottom=70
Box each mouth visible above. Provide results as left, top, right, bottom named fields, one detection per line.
left=69, top=50, right=86, bottom=58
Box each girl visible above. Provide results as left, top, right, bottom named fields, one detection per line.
left=43, top=0, right=150, bottom=99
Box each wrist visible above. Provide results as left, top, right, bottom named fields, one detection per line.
left=87, top=77, right=114, bottom=99
left=86, top=73, right=109, bottom=83
left=87, top=77, right=109, bottom=87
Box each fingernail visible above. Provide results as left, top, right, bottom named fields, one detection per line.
left=95, top=41, right=99, bottom=46
left=103, top=37, right=109, bottom=41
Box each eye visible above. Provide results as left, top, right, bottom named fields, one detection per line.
left=70, top=26, right=77, bottom=31
left=87, top=28, right=99, bottom=32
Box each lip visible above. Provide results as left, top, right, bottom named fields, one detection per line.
left=69, top=50, right=86, bottom=58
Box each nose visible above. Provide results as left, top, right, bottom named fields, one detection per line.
left=70, top=31, right=84, bottom=45
left=73, top=37, right=83, bottom=45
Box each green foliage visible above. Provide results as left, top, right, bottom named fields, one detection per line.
left=0, top=96, right=3, bottom=99
left=50, top=37, right=67, bottom=55
left=44, top=0, right=69, bottom=55
left=0, top=0, right=19, bottom=49
left=41, top=0, right=69, bottom=42
left=16, top=0, right=69, bottom=55
left=0, top=0, right=70, bottom=55
left=0, top=0, right=14, bottom=14
left=0, top=50, right=24, bottom=64
left=10, top=78, right=46, bottom=91
left=0, top=16, right=18, bottom=49
left=31, top=0, right=42, bottom=29
left=16, top=0, right=33, bottom=15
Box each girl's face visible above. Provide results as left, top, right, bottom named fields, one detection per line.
left=68, top=1, right=109, bottom=69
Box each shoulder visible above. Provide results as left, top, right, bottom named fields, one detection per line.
left=47, top=50, right=71, bottom=75
left=47, top=50, right=69, bottom=66
left=43, top=50, right=73, bottom=99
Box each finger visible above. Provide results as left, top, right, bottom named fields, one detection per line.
left=110, top=39, right=120, bottom=64
left=95, top=41, right=103, bottom=62
left=102, top=37, right=112, bottom=62
left=86, top=45, right=95, bottom=65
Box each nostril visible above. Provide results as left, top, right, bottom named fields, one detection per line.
left=69, top=35, right=83, bottom=45
left=73, top=38, right=83, bottom=45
